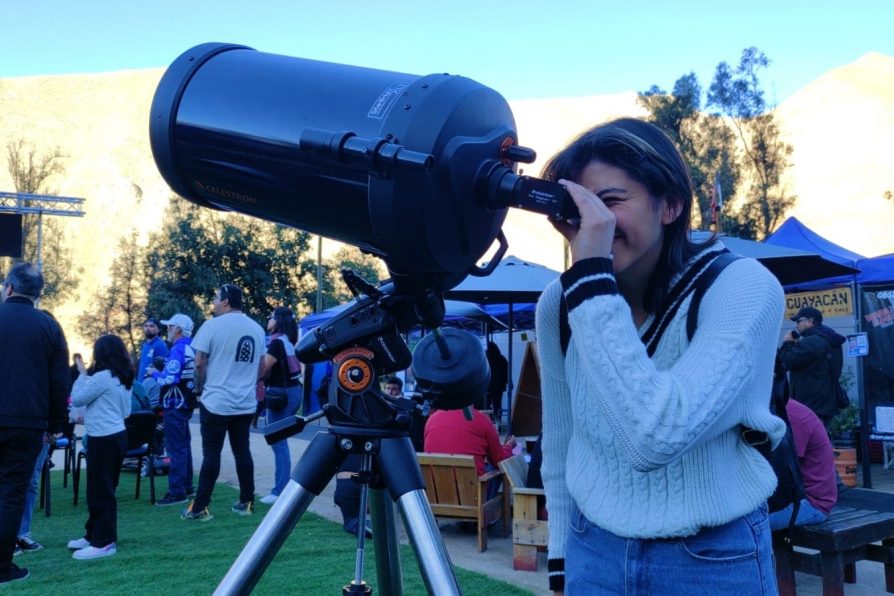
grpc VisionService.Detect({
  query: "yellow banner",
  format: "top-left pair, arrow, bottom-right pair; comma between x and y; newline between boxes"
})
785,287 -> 854,319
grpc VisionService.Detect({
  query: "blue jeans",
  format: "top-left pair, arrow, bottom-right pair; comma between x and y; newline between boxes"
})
164,408 -> 194,499
265,385 -> 301,496
0,428 -> 43,569
566,504 -> 778,595
18,440 -> 50,538
193,405 -> 254,510
769,498 -> 828,531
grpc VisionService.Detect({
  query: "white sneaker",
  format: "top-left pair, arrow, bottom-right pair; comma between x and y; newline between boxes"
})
72,543 -> 117,560
259,494 -> 278,505
67,538 -> 90,550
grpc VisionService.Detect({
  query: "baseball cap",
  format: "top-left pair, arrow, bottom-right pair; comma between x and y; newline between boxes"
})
790,307 -> 822,324
144,317 -> 161,327
161,313 -> 195,334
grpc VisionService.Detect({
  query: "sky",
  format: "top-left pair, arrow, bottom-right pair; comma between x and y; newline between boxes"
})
2,0 -> 893,104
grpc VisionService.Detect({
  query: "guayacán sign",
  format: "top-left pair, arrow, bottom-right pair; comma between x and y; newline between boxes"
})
785,287 -> 854,320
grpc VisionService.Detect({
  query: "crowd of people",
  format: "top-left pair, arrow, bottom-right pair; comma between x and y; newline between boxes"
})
1,117 -> 857,594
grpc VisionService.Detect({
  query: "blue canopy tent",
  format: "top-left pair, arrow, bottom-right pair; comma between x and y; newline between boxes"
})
764,217 -> 866,290
858,253 -> 894,284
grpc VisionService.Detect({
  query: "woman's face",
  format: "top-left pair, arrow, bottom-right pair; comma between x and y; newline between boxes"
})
577,160 -> 674,278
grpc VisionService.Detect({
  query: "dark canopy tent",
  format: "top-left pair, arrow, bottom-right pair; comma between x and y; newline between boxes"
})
445,255 -> 561,431
690,230 -> 860,286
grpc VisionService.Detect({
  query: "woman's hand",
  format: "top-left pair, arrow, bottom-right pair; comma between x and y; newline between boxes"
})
75,355 -> 87,375
551,179 -> 616,265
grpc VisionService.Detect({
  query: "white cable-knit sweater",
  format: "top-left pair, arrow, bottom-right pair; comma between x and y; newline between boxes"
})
536,244 -> 786,587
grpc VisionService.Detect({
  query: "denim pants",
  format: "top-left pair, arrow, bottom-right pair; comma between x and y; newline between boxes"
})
19,440 -> 50,538
768,498 -> 828,531
163,408 -> 194,499
566,504 -> 778,595
85,430 -> 127,548
193,405 -> 254,510
0,428 -> 43,570
265,385 -> 301,496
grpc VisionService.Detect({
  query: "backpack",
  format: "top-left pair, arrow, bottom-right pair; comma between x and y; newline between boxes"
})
687,253 -> 806,535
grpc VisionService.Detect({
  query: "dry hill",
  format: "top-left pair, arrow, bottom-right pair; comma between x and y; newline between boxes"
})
0,53 -> 891,352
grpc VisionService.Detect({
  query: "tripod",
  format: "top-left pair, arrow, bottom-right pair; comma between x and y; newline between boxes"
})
214,351 -> 463,595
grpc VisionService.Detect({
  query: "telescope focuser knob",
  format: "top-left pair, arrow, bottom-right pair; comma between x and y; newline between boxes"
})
502,145 -> 537,164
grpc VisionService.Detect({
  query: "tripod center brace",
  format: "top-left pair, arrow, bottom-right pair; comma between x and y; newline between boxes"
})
215,293 -> 486,595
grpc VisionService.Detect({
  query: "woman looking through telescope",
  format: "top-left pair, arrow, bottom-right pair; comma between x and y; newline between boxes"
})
536,118 -> 785,595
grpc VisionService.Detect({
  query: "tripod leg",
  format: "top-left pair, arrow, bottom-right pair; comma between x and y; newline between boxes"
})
369,488 -> 403,596
215,432 -> 346,596
377,437 -> 462,596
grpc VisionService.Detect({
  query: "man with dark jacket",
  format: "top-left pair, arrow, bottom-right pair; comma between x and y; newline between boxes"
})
0,263 -> 70,585
779,307 -> 846,428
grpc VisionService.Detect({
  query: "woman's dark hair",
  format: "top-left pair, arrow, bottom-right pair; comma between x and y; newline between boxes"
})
87,334 -> 135,390
270,306 -> 298,344
541,117 -> 716,312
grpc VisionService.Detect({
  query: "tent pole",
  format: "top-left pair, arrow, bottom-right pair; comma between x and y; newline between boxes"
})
855,280 -> 872,488
506,304 -> 514,435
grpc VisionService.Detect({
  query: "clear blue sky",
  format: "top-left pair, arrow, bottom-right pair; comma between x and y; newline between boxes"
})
2,0 -> 892,103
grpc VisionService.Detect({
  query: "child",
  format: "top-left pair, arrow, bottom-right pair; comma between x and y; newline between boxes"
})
67,335 -> 133,560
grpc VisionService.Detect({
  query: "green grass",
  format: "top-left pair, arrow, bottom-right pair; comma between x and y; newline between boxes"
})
16,470 -> 532,595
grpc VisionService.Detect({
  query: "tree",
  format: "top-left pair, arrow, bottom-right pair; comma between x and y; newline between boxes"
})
144,196 -> 318,329
322,246 -> 387,309
77,231 -> 146,356
1,139 -> 81,306
707,48 -> 796,239
639,48 -> 795,239
638,75 -> 740,229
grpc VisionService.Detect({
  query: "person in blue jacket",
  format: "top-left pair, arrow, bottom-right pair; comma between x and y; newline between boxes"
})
152,314 -> 196,506
136,318 -> 169,382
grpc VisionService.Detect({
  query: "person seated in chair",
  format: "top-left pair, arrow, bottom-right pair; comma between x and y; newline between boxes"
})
769,398 -> 838,530
424,403 -> 515,499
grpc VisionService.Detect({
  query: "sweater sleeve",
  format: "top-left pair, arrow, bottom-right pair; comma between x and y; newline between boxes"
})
535,279 -> 574,592
70,373 -> 103,408
561,256 -> 785,472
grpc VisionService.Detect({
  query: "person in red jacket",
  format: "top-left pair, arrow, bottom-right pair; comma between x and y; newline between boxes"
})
424,406 -> 516,477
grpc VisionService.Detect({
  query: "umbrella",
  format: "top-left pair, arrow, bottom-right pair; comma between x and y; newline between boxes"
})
690,231 -> 861,287
446,255 -> 561,433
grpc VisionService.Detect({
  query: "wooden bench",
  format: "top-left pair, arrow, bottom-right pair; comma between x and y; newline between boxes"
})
417,453 -> 509,552
499,454 -> 548,570
774,488 -> 894,595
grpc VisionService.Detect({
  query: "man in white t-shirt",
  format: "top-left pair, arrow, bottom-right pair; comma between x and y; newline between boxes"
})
181,284 -> 265,522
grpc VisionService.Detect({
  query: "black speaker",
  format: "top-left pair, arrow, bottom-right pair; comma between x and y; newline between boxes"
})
0,214 -> 23,258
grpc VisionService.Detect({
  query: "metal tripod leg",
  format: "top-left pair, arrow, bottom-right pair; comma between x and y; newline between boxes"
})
377,436 -> 462,596
215,432 -> 346,596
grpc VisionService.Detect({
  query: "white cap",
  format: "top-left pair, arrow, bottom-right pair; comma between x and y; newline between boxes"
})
160,313 -> 194,334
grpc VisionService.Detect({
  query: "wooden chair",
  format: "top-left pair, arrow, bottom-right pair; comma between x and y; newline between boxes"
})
417,453 -> 509,552
499,454 -> 548,571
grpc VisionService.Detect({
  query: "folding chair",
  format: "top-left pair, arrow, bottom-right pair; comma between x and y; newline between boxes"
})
73,411 -> 158,505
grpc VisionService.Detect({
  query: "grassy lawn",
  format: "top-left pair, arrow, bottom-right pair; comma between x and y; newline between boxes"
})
15,469 -> 532,595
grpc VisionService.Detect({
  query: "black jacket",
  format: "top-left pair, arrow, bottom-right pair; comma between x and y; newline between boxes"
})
779,323 -> 846,418
0,296 -> 70,432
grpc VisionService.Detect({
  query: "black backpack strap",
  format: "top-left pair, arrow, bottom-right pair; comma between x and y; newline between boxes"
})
686,252 -> 744,342
559,296 -> 571,355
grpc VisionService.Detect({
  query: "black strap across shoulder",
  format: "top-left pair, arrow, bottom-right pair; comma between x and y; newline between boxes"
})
685,252 -> 744,342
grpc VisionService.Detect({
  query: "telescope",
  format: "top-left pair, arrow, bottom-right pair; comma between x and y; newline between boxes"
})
149,43 -> 569,596
150,42 -> 577,297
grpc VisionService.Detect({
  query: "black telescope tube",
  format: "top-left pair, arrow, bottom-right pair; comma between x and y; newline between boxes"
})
149,43 -> 514,290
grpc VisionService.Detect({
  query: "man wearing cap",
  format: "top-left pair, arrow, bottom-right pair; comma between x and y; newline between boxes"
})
152,314 -> 197,507
779,307 -> 847,428
181,285 -> 265,521
137,318 -> 169,382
